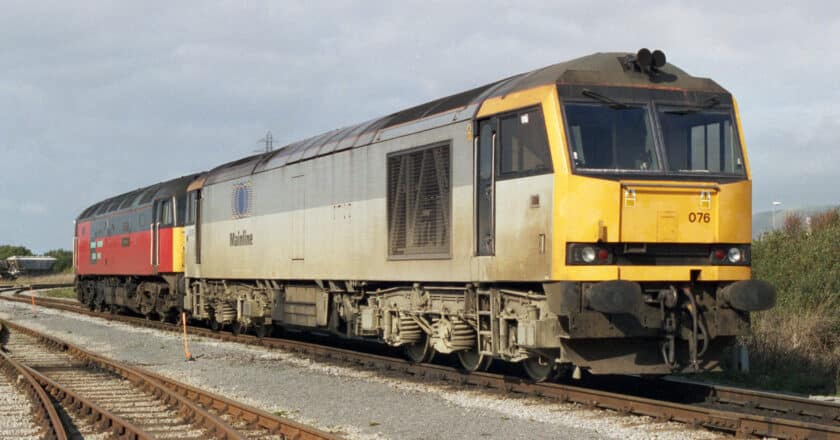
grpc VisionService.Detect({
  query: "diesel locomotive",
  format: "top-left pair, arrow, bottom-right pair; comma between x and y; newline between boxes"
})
74,49 -> 775,381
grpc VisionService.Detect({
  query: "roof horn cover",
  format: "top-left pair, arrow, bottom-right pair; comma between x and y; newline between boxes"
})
651,50 -> 666,68
635,48 -> 652,70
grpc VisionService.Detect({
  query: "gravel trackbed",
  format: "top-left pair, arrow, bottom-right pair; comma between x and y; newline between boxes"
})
0,299 -> 719,440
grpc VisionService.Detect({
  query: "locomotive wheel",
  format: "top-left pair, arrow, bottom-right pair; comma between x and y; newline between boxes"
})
108,305 -> 119,315
230,321 -> 243,336
403,334 -> 435,363
522,356 -> 556,382
457,349 -> 491,372
210,319 -> 220,332
254,324 -> 270,339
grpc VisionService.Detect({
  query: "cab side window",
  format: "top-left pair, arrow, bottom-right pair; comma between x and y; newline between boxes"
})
185,191 -> 197,225
498,108 -> 552,178
158,199 -> 173,226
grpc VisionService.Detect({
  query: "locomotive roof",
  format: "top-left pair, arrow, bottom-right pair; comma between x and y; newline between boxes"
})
77,52 -> 732,216
77,173 -> 201,221
6,256 -> 56,261
209,51 -> 728,186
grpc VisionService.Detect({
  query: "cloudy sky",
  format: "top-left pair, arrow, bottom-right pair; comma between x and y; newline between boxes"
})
1,1 -> 838,252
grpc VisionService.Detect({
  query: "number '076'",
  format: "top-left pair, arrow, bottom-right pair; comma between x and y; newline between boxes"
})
688,212 -> 711,223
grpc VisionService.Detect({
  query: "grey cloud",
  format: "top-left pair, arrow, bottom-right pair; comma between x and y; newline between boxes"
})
1,1 -> 839,251
20,202 -> 48,215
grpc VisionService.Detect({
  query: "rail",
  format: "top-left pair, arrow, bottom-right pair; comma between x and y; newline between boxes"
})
3,283 -> 840,439
0,350 -> 68,440
0,305 -> 341,440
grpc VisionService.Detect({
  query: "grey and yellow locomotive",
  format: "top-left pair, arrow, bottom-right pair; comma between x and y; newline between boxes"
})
79,50 -> 775,381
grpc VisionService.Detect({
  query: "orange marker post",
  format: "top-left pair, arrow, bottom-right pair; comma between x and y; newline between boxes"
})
181,312 -> 194,361
30,287 -> 36,318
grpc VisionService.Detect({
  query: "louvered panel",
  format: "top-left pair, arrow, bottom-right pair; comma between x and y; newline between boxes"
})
387,143 -> 451,258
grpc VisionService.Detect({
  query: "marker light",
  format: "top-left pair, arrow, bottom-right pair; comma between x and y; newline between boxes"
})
598,248 -> 610,262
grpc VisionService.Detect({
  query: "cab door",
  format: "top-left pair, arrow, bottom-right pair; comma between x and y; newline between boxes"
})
152,197 -> 173,273
475,119 -> 497,256
151,199 -> 161,273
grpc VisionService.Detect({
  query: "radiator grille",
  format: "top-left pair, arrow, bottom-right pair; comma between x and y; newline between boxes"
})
388,143 -> 451,257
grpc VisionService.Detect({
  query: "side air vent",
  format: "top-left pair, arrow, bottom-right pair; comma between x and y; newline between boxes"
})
387,143 -> 451,258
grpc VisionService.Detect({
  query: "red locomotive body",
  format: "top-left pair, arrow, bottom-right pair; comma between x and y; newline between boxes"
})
73,175 -> 198,318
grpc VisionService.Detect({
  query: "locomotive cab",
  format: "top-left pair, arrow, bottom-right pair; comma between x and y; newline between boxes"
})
470,50 -> 776,375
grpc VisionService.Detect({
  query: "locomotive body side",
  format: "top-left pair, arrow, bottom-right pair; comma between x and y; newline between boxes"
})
187,121 -> 552,282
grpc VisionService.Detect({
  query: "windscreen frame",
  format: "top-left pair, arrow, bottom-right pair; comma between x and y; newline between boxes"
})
655,106 -> 746,177
558,84 -> 748,182
562,100 -> 663,174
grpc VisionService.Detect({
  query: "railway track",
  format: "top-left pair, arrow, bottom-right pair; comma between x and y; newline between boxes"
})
3,284 -> 840,439
0,295 -> 341,440
0,344 -> 65,440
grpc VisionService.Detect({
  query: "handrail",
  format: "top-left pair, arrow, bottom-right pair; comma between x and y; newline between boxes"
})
620,181 -> 720,192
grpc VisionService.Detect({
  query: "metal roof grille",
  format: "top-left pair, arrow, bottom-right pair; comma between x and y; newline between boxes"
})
388,143 -> 450,258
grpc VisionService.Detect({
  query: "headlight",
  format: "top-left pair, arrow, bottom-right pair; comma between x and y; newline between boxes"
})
581,246 -> 597,263
710,245 -> 750,265
727,247 -> 742,263
567,243 -> 614,265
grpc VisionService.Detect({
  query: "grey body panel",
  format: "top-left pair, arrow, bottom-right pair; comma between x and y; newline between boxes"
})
189,121 -> 553,283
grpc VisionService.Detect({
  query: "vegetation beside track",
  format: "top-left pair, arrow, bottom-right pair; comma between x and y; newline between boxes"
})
0,272 -> 74,287
41,287 -> 76,299
711,208 -> 840,395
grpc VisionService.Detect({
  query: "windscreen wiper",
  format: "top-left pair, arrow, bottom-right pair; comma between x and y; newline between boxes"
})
664,96 -> 722,115
581,89 -> 637,110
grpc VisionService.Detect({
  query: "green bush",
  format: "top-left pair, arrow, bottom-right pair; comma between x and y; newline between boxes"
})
44,249 -> 73,273
753,210 -> 840,309
742,208 -> 840,394
0,245 -> 33,260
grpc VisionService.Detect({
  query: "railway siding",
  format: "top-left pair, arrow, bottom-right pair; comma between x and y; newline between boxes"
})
0,310 -> 342,440
6,285 -> 840,438
2,286 -> 729,440
0,355 -> 46,440
3,322 -> 233,439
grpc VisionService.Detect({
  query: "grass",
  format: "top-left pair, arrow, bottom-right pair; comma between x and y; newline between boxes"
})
0,272 -> 74,287
272,409 -> 299,418
702,208 -> 840,395
42,287 -> 77,299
